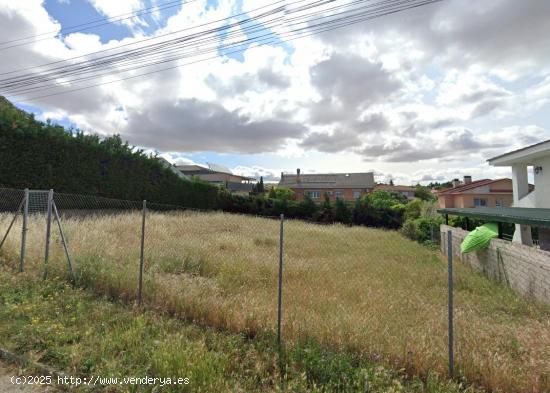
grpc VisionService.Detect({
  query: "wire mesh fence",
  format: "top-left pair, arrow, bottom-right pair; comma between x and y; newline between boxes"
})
0,187 -> 548,392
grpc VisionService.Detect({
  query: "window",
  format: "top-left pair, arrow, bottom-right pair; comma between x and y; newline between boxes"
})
474,198 -> 487,207
335,190 -> 343,198
495,198 -> 503,207
325,191 -> 333,197
353,190 -> 362,199
306,190 -> 321,199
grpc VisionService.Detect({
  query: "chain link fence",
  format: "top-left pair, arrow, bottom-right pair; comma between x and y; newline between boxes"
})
0,187 -> 548,393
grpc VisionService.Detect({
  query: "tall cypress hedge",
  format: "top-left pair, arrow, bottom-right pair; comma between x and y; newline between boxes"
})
0,97 -> 219,209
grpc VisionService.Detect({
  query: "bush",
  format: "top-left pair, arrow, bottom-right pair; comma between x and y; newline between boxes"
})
334,198 -> 351,224
0,97 -> 219,208
401,200 -> 443,244
404,199 -> 422,220
268,186 -> 295,200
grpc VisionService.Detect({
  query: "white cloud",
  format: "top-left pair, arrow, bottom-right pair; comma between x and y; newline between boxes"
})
87,0 -> 145,28
0,0 -> 549,181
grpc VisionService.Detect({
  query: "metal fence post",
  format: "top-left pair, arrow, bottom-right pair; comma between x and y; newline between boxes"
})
138,200 -> 146,306
19,188 -> 29,273
43,189 -> 53,279
447,230 -> 454,378
277,213 -> 284,347
0,198 -> 25,251
52,201 -> 75,282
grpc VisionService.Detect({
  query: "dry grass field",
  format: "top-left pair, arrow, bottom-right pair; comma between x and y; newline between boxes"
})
1,210 -> 549,392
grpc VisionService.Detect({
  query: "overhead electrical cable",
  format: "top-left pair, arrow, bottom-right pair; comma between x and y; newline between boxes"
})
0,0 -> 442,102
0,0 -> 201,51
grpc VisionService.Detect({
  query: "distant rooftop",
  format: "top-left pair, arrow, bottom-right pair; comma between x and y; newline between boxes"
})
279,171 -> 375,189
375,184 -> 416,191
177,163 -> 255,181
488,139 -> 550,166
438,179 -> 499,195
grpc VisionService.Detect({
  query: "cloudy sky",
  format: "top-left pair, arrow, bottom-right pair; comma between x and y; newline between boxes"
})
1,0 -> 549,184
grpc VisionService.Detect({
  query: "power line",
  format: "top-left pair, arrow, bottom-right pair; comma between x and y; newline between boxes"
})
0,0 -> 289,76
0,0 -> 200,51
5,0 -> 441,99
1,0 -> 442,102
0,0 -> 423,88
0,0 -> 347,90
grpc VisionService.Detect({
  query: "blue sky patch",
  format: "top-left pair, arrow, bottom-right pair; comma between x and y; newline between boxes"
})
43,0 -> 182,44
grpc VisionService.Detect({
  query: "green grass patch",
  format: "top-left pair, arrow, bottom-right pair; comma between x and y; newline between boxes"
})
0,267 -> 476,392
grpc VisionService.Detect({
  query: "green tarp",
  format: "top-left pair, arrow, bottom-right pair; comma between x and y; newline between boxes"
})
460,223 -> 498,253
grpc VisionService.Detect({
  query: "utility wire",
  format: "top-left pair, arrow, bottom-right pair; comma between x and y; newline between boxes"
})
0,0 -> 200,51
3,0 -> 422,94
0,0 -> 289,76
1,0 -> 442,102
0,0 -> 343,89
0,0 -> 421,88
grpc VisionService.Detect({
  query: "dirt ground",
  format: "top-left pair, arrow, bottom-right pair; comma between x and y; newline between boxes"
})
0,361 -> 55,392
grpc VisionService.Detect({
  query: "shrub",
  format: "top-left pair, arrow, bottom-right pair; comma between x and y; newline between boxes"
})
334,198 -> 351,224
0,97 -> 219,208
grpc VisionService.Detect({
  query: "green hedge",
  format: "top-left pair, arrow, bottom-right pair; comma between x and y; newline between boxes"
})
219,190 -> 405,229
0,97 -> 219,209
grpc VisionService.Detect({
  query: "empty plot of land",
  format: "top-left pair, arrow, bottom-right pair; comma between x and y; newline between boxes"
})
0,211 -> 549,392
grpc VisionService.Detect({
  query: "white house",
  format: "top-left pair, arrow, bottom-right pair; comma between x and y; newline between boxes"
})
488,139 -> 550,250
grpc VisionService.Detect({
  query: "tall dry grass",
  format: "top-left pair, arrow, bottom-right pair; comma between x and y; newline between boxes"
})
0,211 -> 548,392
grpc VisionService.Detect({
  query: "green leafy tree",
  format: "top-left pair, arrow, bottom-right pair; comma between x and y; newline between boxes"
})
269,187 -> 294,200
414,185 -> 435,201
334,198 -> 351,224
317,193 -> 335,223
297,194 -> 318,219
404,198 -> 423,220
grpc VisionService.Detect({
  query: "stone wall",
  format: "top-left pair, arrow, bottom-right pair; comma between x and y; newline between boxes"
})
440,224 -> 550,303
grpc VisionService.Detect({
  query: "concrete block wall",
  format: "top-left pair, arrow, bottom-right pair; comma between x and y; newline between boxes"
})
440,224 -> 550,304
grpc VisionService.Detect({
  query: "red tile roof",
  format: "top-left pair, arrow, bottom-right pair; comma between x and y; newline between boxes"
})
438,179 -> 510,195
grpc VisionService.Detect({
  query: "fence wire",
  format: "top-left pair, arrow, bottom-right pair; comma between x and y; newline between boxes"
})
0,187 -> 25,212
0,187 -> 548,393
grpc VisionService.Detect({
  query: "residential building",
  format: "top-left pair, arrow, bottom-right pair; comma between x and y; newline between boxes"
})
278,169 -> 375,202
157,157 -> 189,181
177,163 -> 255,194
488,139 -> 549,249
374,184 -> 417,201
437,176 -> 514,209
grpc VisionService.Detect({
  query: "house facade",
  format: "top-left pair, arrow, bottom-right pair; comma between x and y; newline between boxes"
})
437,176 -> 514,209
488,139 -> 550,249
177,163 -> 255,194
374,184 -> 417,201
278,169 -> 375,202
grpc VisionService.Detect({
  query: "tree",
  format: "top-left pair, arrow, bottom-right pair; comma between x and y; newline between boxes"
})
389,179 -> 395,186
317,193 -> 335,223
426,180 -> 453,190
250,177 -> 265,196
334,198 -> 351,224
297,194 -> 318,219
414,185 -> 435,201
362,190 -> 406,229
404,198 -> 422,220
269,187 -> 294,200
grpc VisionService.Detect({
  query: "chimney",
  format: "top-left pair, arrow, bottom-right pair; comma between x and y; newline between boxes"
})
296,168 -> 301,183
452,178 -> 461,188
463,175 -> 472,185
280,172 -> 284,180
